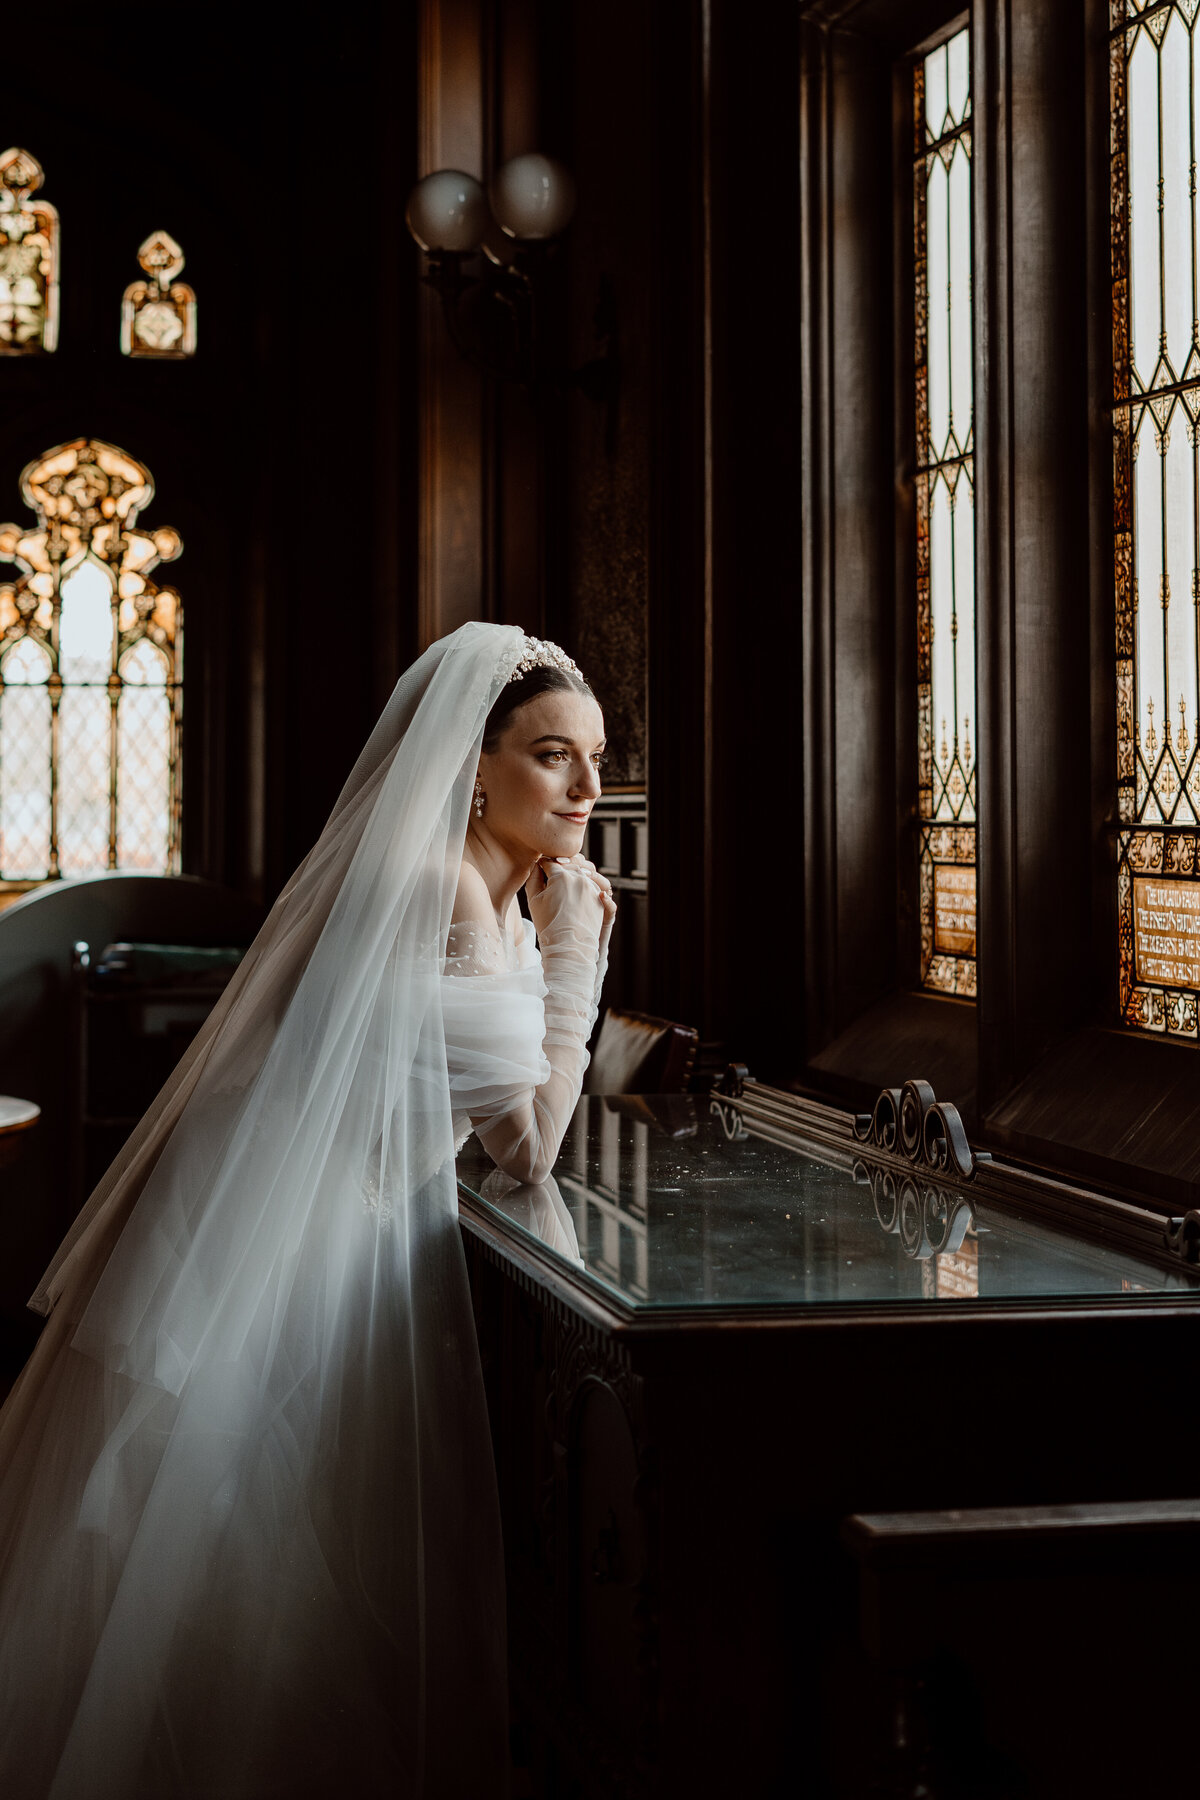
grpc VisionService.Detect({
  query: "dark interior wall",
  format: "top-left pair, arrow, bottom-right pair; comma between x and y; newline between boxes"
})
258,5 -> 421,893
0,5 -> 421,906
555,0 -> 650,794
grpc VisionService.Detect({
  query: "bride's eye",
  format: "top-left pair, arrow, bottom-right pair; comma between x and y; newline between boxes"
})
539,750 -> 568,764
592,754 -> 608,768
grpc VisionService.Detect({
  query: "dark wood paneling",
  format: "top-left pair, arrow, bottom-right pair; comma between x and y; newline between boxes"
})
704,0 -> 804,1069
973,0 -> 1019,1108
645,0 -> 711,1035
1005,0 -> 1092,1064
801,22 -> 839,1055
558,0 -> 651,787
828,31 -> 898,1031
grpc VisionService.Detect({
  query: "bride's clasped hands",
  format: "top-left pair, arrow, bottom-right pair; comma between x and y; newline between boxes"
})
526,851 -> 616,944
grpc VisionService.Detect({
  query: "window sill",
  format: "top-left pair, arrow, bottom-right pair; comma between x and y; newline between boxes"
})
983,1025 -> 1200,1215
790,987 -> 979,1129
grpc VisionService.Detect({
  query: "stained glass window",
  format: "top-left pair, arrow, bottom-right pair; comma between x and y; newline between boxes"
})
0,148 -> 59,355
914,28 -> 976,995
0,439 -> 183,882
1112,1 -> 1200,1036
121,230 -> 196,359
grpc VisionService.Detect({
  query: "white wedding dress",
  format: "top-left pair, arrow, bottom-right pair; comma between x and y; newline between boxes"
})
0,623 -> 606,1800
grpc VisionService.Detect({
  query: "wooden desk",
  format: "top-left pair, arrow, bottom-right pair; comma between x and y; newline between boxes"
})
458,1087 -> 1200,1800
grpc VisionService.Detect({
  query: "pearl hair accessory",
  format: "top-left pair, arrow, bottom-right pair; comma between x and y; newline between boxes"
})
507,635 -> 585,684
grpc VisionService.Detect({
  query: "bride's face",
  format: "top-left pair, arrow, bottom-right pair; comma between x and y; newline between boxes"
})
477,690 -> 607,861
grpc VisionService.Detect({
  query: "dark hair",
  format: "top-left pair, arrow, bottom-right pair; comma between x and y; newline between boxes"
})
481,664 -> 598,753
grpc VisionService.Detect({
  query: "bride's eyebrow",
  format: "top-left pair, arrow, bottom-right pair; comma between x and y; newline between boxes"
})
527,734 -> 608,749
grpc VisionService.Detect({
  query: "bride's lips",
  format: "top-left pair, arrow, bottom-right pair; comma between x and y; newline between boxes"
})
556,812 -> 589,824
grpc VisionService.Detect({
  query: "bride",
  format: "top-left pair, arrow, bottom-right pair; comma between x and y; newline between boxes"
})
0,622 -> 614,1799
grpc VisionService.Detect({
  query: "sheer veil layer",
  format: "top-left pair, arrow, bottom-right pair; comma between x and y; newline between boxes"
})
0,621 -> 531,1798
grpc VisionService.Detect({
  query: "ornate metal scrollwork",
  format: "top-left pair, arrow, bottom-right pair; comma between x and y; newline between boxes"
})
853,1078 -> 981,1180
709,1096 -> 749,1141
854,1160 -> 975,1260
1163,1210 -> 1200,1264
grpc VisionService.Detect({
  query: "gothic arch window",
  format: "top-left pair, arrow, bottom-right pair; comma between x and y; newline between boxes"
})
0,147 -> 59,355
121,230 -> 197,358
914,24 -> 976,996
1112,0 -> 1200,1036
0,439 -> 182,884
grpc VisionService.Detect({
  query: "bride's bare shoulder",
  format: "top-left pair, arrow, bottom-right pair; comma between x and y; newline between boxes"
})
451,860 -> 493,925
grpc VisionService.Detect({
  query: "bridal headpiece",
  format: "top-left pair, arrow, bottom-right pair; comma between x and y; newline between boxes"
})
507,635 -> 585,684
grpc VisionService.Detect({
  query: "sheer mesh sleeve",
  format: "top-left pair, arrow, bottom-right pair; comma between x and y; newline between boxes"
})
442,914 -> 602,1185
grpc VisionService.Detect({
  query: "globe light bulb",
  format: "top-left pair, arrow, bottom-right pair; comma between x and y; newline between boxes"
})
405,170 -> 488,254
489,154 -> 577,242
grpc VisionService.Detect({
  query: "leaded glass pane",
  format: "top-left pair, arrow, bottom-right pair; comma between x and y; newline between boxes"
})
0,638 -> 51,875
57,687 -> 112,876
0,438 -> 182,884
60,559 -> 114,681
1112,2 -> 1200,1035
915,27 -> 976,995
117,640 -> 171,870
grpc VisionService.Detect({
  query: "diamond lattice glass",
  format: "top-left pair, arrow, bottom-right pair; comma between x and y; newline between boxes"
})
0,438 -> 182,883
1112,2 -> 1200,1036
0,637 -> 51,875
915,27 -> 977,996
117,640 -> 171,871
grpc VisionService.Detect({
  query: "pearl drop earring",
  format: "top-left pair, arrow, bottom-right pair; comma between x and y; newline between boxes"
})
473,780 -> 486,817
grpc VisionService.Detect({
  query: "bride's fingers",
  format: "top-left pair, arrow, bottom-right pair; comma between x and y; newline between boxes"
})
536,856 -> 612,909
560,854 -> 612,897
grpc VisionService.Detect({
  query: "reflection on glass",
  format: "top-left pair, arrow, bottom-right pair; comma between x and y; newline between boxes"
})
1113,3 -> 1200,1035
915,27 -> 977,996
477,1170 -> 583,1265
0,439 -> 183,882
930,1232 -> 979,1300
456,1097 -> 1189,1311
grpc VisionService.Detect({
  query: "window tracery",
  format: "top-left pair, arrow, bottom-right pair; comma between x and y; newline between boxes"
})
0,439 -> 183,882
1112,0 -> 1200,1035
914,27 -> 976,996
121,230 -> 196,358
0,148 -> 59,355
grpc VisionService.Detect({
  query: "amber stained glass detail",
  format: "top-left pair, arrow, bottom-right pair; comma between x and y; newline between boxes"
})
915,29 -> 976,996
121,231 -> 196,358
0,148 -> 58,355
1112,1 -> 1200,1035
0,440 -> 183,881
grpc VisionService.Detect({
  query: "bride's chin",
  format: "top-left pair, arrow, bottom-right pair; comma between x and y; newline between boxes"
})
535,828 -> 585,858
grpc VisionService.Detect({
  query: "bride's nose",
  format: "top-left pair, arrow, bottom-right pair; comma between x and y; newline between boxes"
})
571,759 -> 602,800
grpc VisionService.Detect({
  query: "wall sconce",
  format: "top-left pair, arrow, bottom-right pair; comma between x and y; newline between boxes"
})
406,153 -> 616,413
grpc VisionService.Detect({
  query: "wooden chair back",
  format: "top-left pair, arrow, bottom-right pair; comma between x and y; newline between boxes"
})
585,1007 -> 699,1095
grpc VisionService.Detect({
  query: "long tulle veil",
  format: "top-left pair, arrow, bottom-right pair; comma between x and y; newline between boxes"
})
0,619 -> 528,1798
